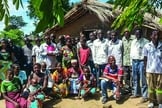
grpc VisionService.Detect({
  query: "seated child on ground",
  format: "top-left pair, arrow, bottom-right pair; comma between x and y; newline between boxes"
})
25,78 -> 44,108
41,62 -> 54,97
52,62 -> 69,97
68,59 -> 81,95
78,66 -> 96,99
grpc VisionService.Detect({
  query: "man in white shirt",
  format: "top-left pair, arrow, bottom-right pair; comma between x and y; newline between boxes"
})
92,29 -> 108,91
130,28 -> 149,103
122,29 -> 135,93
87,32 -> 96,75
22,37 -> 33,76
108,30 -> 123,66
32,37 -> 43,64
40,34 -> 58,72
143,30 -> 162,108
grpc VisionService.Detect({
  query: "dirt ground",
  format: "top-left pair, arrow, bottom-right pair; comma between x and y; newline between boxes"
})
0,91 -> 151,108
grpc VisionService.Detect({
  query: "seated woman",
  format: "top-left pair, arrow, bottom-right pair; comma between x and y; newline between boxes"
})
100,56 -> 123,104
78,66 -> 96,99
52,62 -> 69,98
67,59 -> 81,95
1,69 -> 27,108
12,64 -> 27,86
26,63 -> 48,108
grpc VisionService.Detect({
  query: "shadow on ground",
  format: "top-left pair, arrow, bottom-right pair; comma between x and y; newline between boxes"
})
43,98 -> 62,108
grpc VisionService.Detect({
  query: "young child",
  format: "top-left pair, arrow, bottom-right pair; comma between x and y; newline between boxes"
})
68,59 -> 81,95
27,78 -> 44,108
100,55 -> 123,104
78,38 -> 91,67
52,62 -> 69,97
78,66 -> 96,99
41,62 -> 54,97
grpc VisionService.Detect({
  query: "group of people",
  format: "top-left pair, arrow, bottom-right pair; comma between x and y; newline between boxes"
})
0,27 -> 161,108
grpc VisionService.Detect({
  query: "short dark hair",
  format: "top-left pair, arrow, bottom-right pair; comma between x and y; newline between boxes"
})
151,30 -> 160,37
33,63 -> 41,68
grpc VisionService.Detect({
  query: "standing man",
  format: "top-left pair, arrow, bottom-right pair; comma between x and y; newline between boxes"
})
87,32 -> 96,75
22,37 -> 33,76
108,30 -> 123,66
130,28 -> 148,103
50,33 -> 56,44
143,30 -> 162,108
93,29 -> 108,91
32,37 -> 42,64
122,29 -> 135,93
40,34 -> 58,72
106,30 -> 111,41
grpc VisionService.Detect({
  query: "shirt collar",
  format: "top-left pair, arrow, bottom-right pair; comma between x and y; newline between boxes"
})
123,35 -> 135,41
96,38 -> 106,42
149,41 -> 162,49
110,39 -> 120,44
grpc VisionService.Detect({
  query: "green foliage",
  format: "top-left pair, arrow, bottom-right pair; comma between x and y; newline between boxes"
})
112,0 -> 162,32
107,0 -> 114,4
0,29 -> 24,46
0,0 -> 23,26
27,0 -> 72,33
4,15 -> 27,31
1,0 -> 71,33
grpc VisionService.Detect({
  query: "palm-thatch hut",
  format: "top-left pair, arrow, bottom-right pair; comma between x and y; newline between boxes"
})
47,0 -> 162,40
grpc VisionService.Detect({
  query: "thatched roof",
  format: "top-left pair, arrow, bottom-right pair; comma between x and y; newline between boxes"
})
47,0 -> 162,33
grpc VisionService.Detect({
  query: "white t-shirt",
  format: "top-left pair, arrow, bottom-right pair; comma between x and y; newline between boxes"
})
143,41 -> 162,74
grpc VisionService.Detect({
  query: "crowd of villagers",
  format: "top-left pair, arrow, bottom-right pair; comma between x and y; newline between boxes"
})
0,27 -> 162,108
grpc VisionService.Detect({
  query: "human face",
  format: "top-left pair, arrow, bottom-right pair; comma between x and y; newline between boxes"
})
66,38 -> 72,46
24,38 -> 31,45
56,63 -> 62,72
50,33 -> 56,42
1,41 -> 7,49
71,38 -> 75,45
135,30 -> 142,39
80,39 -> 86,47
89,32 -> 95,41
6,70 -> 14,81
41,63 -> 46,72
111,32 -> 117,42
151,31 -> 159,43
13,66 -> 20,76
44,35 -> 51,45
8,39 -> 13,47
35,38 -> 41,46
83,68 -> 90,75
75,37 -> 79,44
97,30 -> 103,40
59,36 -> 65,44
124,31 -> 130,39
33,64 -> 41,74
71,62 -> 78,68
108,56 -> 116,67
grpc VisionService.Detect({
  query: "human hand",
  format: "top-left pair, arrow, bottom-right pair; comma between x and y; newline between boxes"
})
37,88 -> 41,93
30,95 -> 35,102
115,91 -> 120,100
83,84 -> 88,88
47,52 -> 54,56
14,102 -> 20,108
94,64 -> 99,68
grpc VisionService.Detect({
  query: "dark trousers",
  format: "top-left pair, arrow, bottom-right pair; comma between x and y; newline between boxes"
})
95,64 -> 107,89
123,66 -> 132,89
